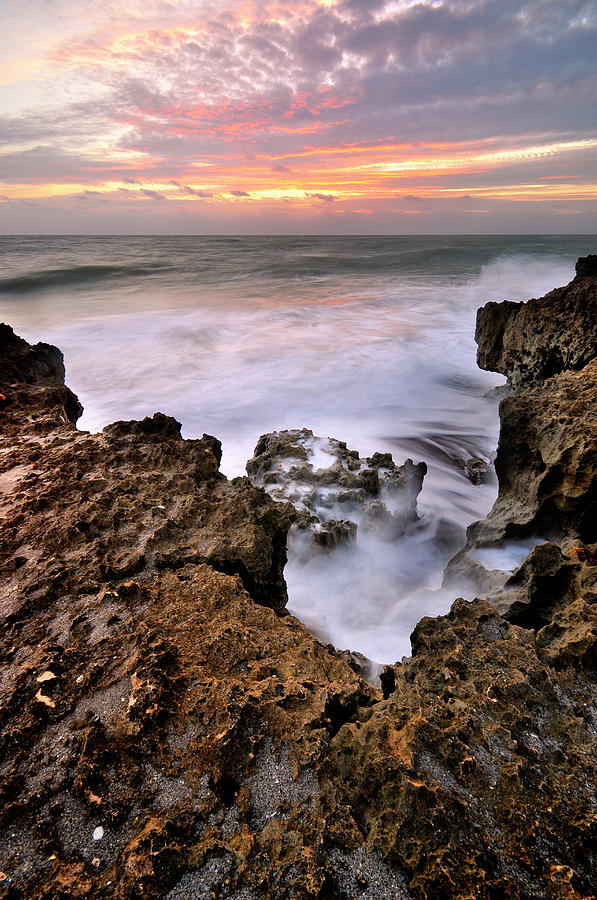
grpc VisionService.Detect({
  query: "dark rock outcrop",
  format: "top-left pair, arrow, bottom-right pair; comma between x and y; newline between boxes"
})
246,428 -> 426,550
476,254 -> 597,389
462,455 -> 492,485
0,324 -> 296,617
0,323 -> 67,385
0,324 -> 82,432
445,258 -> 597,662
1,292 -> 597,900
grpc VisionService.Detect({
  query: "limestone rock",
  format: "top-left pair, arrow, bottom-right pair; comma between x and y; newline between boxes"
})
0,322 -> 67,385
445,259 -> 597,644
0,323 -> 83,433
476,255 -> 597,390
0,328 -> 296,619
246,428 -> 426,551
467,358 -> 596,549
462,455 -> 492,485
310,518 -> 358,552
326,596 -> 597,899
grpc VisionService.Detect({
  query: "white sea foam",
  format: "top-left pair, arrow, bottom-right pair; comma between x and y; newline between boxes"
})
307,436 -> 336,472
470,539 -> 546,573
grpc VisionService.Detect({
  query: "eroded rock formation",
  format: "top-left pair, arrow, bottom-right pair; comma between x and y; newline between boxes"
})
475,254 -> 597,389
246,428 -> 426,552
445,257 -> 597,622
1,252 -> 596,900
0,325 -> 296,617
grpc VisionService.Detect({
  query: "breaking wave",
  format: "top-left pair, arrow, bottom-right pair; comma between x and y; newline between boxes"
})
0,263 -> 170,293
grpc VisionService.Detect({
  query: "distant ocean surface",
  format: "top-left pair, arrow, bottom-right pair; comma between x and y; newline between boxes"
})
2,234 -> 595,663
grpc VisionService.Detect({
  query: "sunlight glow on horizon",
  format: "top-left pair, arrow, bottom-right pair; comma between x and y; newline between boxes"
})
1,0 -> 596,231
2,137 -> 595,207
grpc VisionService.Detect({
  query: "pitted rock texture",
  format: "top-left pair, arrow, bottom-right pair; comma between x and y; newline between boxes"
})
462,455 -> 492,485
246,428 -> 426,550
0,327 -> 296,616
476,254 -> 597,390
446,262 -> 597,617
447,358 -> 597,561
1,324 -> 597,899
330,597 -> 597,900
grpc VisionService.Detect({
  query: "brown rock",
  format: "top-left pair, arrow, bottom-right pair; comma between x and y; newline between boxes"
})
246,428 -> 426,550
478,358 -> 596,544
446,262 -> 597,623
475,256 -> 597,389
325,596 -> 597,899
0,328 -> 296,616
462,455 -> 492,485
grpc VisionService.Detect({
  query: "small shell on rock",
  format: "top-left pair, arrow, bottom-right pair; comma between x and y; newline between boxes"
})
75,675 -> 84,684
92,826 -> 104,841
34,690 -> 56,708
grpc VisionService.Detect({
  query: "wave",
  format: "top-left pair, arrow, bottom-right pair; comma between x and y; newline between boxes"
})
0,236 -> 587,299
0,263 -> 169,294
209,238 -> 581,284
253,241 -> 493,281
470,253 -> 575,301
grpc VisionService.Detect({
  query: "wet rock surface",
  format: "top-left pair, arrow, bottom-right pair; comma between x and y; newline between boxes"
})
462,455 -> 492,486
476,254 -> 597,389
444,259 -> 597,670
246,428 -> 427,552
1,278 -> 597,900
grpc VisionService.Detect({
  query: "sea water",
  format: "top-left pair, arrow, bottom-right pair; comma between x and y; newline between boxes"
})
1,234 -> 594,662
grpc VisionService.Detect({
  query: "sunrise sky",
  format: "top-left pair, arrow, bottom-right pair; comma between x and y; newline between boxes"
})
1,0 -> 596,233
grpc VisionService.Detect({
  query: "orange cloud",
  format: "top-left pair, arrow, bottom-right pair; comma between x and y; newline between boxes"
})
3,0 -> 596,229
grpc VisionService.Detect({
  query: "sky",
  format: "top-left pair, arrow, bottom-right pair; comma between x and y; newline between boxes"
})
1,0 -> 596,233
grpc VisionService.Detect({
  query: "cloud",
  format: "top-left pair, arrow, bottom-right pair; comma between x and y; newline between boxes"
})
80,190 -> 110,202
139,188 -> 165,200
182,184 -> 212,197
306,192 -> 335,202
0,145 -> 134,184
103,1 -> 595,162
170,179 -> 213,197
1,0 -> 596,230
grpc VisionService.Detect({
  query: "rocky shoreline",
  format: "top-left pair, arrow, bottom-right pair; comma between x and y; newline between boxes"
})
0,258 -> 596,898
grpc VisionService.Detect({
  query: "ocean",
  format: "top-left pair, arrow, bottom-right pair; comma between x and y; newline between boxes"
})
1,234 -> 594,664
